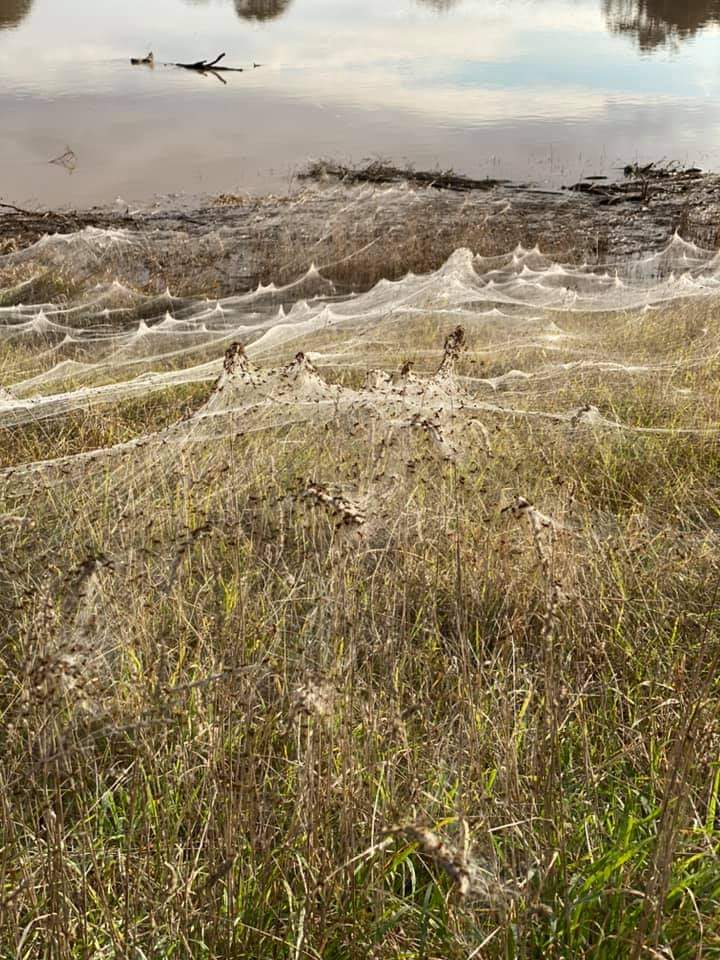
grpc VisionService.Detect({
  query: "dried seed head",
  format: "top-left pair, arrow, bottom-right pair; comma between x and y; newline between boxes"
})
290,679 -> 335,720
223,341 -> 248,376
570,403 -> 603,426
502,497 -> 565,640
400,825 -> 472,898
436,325 -> 467,378
300,481 -> 367,534
404,414 -> 458,461
391,822 -> 518,906
18,555 -> 114,723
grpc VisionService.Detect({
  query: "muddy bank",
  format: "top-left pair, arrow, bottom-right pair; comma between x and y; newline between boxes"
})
3,164 -> 720,295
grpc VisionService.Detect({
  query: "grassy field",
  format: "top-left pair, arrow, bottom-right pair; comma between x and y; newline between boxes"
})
1,236 -> 720,958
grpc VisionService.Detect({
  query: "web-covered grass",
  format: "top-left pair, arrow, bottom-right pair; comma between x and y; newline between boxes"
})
1,212 -> 720,958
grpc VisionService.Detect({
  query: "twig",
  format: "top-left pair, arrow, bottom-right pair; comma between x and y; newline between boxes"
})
173,53 -> 244,73
0,201 -> 45,217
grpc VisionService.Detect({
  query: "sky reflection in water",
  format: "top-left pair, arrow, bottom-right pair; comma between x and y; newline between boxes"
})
1,0 -> 719,205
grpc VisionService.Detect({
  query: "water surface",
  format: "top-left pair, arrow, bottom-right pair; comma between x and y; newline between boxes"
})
1,0 -> 719,205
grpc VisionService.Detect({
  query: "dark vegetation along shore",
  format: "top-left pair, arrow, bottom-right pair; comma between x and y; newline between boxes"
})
2,162 -> 720,957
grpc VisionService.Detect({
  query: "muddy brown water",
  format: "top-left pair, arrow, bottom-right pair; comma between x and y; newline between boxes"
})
2,0 -> 720,207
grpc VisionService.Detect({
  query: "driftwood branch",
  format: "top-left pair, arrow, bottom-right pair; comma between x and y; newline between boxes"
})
129,52 -> 245,74
0,201 -> 41,216
174,53 -> 244,73
176,53 -> 224,69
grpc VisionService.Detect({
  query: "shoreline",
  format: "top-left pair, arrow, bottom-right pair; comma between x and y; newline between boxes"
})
3,163 -> 720,293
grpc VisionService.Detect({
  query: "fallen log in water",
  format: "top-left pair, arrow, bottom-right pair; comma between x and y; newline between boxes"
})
174,53 -> 244,72
129,52 -> 244,73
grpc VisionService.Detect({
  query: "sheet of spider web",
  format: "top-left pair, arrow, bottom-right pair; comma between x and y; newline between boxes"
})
3,194 -> 720,712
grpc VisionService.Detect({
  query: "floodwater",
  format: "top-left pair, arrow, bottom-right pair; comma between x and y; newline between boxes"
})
1,0 -> 720,206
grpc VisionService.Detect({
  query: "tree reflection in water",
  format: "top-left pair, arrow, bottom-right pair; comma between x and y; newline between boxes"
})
233,0 -> 292,20
604,0 -> 720,50
190,0 -> 463,24
415,0 -> 462,9
0,0 -> 33,30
